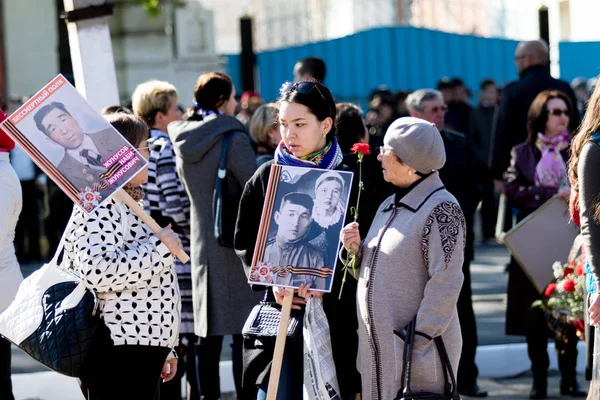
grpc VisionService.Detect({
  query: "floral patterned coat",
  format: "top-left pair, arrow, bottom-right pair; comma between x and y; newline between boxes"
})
355,172 -> 466,400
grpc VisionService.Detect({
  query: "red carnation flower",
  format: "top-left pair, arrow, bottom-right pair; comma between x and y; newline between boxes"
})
563,279 -> 576,293
563,267 -> 575,277
350,142 -> 370,155
576,264 -> 585,276
544,283 -> 557,297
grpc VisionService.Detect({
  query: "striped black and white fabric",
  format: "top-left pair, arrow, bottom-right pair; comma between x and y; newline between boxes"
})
143,128 -> 194,335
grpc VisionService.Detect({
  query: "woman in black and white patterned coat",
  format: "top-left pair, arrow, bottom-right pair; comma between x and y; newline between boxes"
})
341,118 -> 465,400
65,113 -> 183,400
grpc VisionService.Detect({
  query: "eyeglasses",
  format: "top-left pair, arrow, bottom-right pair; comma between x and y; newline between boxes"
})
427,104 -> 448,114
547,108 -> 569,117
379,146 -> 392,155
136,146 -> 151,152
279,81 -> 333,117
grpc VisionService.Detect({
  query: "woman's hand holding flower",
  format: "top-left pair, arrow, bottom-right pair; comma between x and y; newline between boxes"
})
341,222 -> 361,255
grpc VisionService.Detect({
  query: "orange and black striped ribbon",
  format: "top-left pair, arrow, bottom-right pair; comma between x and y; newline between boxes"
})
272,265 -> 333,278
254,165 -> 282,264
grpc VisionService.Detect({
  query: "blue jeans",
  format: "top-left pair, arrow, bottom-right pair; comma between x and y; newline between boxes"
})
256,350 -> 356,400
256,350 -> 301,400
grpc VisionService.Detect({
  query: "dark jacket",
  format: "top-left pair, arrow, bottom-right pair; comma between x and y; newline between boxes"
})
503,142 -> 566,212
503,141 -> 568,335
439,129 -> 483,218
492,65 -> 578,179
169,114 -> 262,337
469,104 -> 498,168
579,141 -> 600,291
342,152 -> 395,225
445,101 -> 473,137
234,160 -> 374,397
438,129 -> 482,261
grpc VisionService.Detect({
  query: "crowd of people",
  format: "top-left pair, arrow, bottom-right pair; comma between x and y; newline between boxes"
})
0,37 -> 599,400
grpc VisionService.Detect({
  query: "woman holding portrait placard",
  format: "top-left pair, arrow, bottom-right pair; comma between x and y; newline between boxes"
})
504,90 -> 584,398
235,80 -> 365,400
67,113 -> 183,400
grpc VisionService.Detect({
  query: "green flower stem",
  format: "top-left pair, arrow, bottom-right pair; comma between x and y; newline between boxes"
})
339,153 -> 364,299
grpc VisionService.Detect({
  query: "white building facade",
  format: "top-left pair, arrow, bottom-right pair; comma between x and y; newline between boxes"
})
2,0 -> 222,104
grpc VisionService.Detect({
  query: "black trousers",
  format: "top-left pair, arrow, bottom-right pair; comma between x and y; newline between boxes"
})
80,324 -> 170,400
44,183 -> 72,257
526,307 -> 579,383
197,334 -> 245,400
479,177 -> 496,240
160,335 -> 201,400
14,180 -> 41,262
457,257 -> 479,389
0,337 -> 14,400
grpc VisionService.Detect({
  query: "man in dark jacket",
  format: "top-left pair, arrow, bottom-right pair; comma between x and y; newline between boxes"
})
492,39 -> 578,183
407,88 -> 486,398
470,79 -> 499,241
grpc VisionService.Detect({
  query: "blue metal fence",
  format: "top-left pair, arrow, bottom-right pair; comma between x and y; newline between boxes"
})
226,26 -> 520,106
559,41 -> 600,83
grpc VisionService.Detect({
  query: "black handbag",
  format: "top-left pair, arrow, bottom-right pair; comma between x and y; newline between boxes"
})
242,301 -> 303,341
0,209 -> 102,377
394,317 -> 462,400
213,131 -> 242,247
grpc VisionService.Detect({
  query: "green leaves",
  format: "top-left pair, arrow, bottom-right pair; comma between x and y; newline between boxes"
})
113,0 -> 187,18
142,0 -> 161,17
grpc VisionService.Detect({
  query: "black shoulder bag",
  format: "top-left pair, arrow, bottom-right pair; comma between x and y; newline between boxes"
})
213,131 -> 242,248
394,317 -> 462,400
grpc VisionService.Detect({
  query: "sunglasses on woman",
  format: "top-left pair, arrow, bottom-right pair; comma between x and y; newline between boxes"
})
279,81 -> 333,117
547,108 -> 569,117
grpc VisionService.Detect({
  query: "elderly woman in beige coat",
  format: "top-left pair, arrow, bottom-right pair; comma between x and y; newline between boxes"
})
341,117 -> 465,400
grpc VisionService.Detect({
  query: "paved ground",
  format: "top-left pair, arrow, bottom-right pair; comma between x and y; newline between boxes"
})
11,242 -> 592,399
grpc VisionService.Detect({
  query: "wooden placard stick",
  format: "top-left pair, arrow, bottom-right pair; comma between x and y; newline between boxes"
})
116,189 -> 190,264
266,291 -> 295,400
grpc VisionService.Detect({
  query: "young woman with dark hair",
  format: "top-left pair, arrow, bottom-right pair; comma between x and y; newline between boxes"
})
504,90 -> 585,398
169,72 -> 262,400
235,81 -> 365,400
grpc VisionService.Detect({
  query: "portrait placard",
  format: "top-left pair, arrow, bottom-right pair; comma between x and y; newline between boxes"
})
0,74 -> 146,213
250,165 -> 354,293
502,196 -> 580,294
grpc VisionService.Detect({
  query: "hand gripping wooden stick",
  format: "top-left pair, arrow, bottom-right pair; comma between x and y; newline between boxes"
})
116,189 -> 190,264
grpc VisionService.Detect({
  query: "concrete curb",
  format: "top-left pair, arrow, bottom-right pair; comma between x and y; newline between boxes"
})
476,341 -> 586,378
12,342 -> 587,400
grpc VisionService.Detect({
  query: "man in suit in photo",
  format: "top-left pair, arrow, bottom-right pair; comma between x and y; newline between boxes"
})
33,102 -> 129,201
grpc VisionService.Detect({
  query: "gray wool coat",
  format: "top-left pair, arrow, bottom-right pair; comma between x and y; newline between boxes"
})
355,172 -> 465,400
169,115 -> 263,337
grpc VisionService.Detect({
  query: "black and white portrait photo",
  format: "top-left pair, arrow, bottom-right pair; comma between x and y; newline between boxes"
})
249,165 -> 353,293
3,75 -> 146,212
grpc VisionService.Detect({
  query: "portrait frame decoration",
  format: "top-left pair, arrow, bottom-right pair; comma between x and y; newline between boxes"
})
249,165 -> 353,293
0,74 -> 147,214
